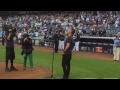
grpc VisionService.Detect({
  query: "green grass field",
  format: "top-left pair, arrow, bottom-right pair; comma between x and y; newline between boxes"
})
0,45 -> 120,79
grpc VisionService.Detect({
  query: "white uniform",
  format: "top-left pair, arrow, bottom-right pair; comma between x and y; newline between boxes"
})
73,34 -> 80,51
59,40 -> 64,50
59,34 -> 65,50
74,41 -> 80,51
113,39 -> 120,61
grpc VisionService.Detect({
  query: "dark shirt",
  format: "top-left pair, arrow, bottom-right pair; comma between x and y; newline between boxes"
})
22,38 -> 33,50
103,30 -> 106,36
74,33 -> 80,42
21,37 -> 33,54
64,36 -> 75,54
6,32 -> 14,47
92,30 -> 97,36
59,34 -> 65,41
52,33 -> 59,41
99,30 -> 106,36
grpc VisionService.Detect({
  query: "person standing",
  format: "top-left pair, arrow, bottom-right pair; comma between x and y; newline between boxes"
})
17,31 -> 22,45
113,36 -> 120,61
52,31 -> 59,53
5,23 -> 18,71
59,32 -> 65,50
21,33 -> 34,70
73,31 -> 80,51
62,28 -> 75,79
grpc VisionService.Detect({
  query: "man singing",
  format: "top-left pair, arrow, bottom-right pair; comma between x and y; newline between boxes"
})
62,28 -> 75,79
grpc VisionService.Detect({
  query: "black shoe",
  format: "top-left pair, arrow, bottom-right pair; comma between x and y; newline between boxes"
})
23,68 -> 26,70
10,67 -> 18,71
5,67 -> 9,71
61,76 -> 69,79
61,77 -> 69,79
31,68 -> 34,71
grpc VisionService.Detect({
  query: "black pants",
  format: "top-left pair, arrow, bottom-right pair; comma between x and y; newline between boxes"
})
62,54 -> 72,78
6,47 -> 15,68
54,41 -> 59,53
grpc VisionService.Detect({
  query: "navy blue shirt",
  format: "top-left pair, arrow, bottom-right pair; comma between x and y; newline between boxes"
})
5,32 -> 14,47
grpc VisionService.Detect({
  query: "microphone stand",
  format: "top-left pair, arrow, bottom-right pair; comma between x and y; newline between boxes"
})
51,40 -> 55,79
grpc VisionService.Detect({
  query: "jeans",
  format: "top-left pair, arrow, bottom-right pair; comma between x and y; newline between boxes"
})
62,54 -> 72,78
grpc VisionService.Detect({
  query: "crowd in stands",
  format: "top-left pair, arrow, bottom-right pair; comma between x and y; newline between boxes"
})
0,11 -> 120,39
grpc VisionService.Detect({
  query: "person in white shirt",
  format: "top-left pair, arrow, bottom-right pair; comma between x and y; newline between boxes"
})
18,32 -> 22,44
73,31 -> 80,51
59,32 -> 65,50
115,19 -> 119,28
86,17 -> 89,23
35,31 -> 39,37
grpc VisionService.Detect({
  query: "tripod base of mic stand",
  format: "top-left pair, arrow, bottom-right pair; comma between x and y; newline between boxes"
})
51,75 -> 55,79
51,75 -> 61,79
45,75 -> 61,79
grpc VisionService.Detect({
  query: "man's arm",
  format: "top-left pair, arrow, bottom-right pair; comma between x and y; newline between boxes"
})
63,37 -> 72,54
63,43 -> 70,54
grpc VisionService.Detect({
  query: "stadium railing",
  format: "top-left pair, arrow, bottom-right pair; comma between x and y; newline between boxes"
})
15,37 -> 114,54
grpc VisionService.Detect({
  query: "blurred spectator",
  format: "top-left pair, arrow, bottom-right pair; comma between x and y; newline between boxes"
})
99,29 -> 106,37
18,32 -> 22,44
91,28 -> 97,36
0,11 -> 120,38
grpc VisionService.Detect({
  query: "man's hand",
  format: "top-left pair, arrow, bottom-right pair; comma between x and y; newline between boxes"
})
62,52 -> 65,55
63,43 -> 70,54
62,49 -> 65,55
